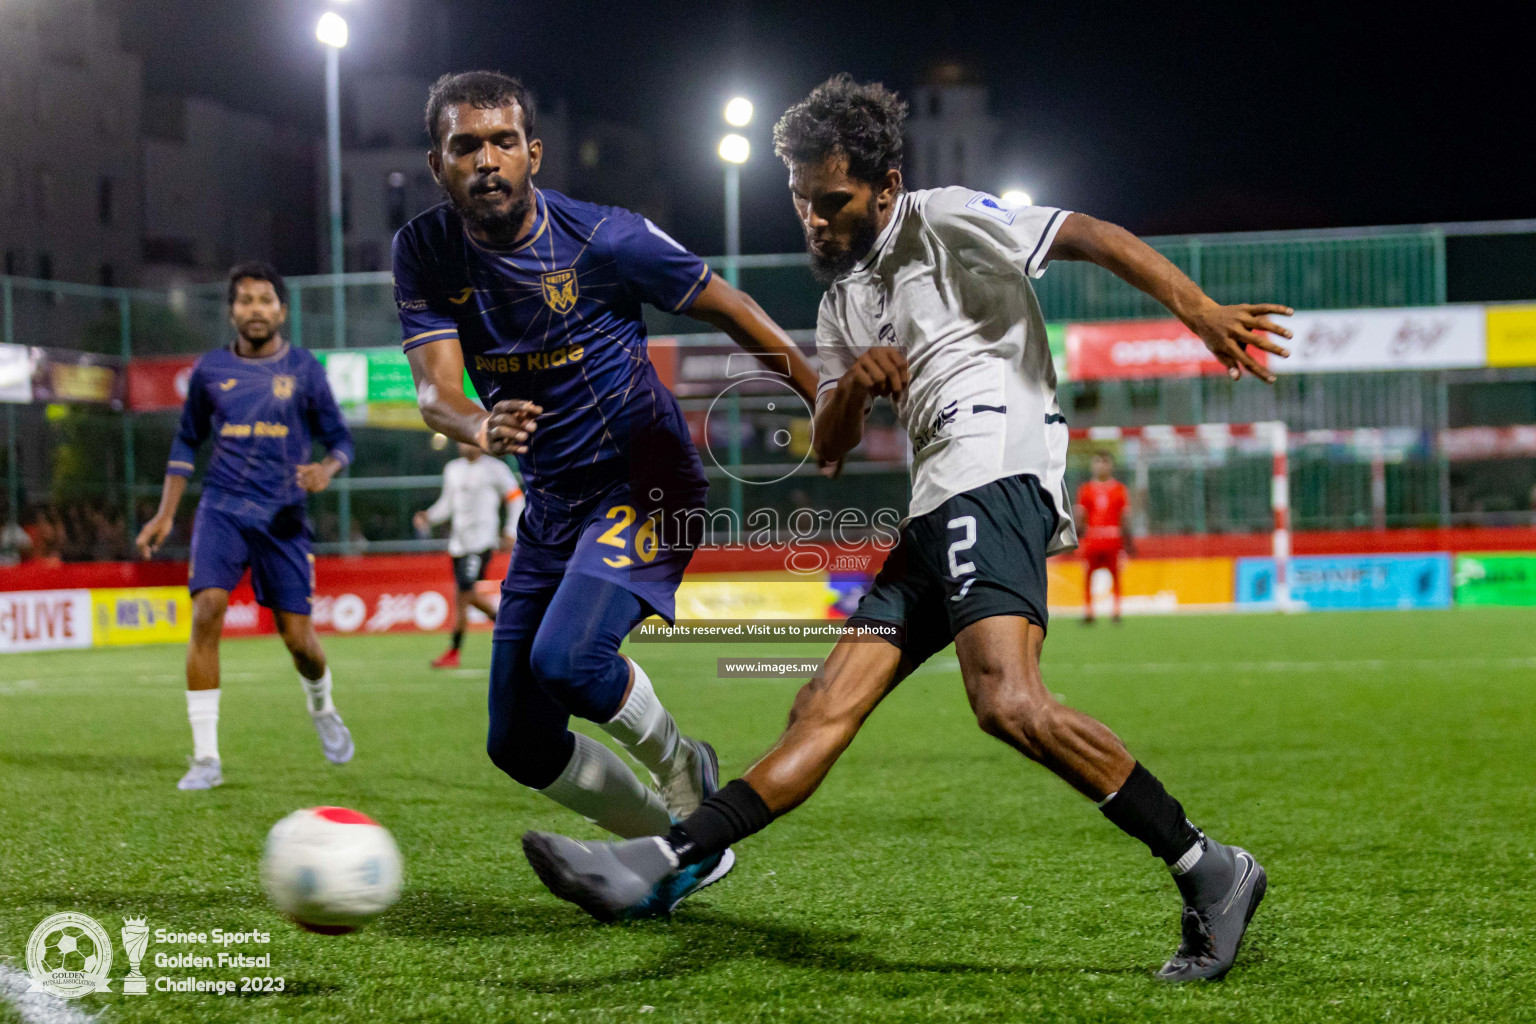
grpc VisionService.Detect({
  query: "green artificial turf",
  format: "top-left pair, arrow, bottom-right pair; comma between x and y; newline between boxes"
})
1,608 -> 1533,1022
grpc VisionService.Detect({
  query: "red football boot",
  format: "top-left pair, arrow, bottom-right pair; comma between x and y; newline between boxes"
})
430,648 -> 461,669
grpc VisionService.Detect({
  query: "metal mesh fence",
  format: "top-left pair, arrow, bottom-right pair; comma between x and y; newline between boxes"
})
2,224 -> 1534,558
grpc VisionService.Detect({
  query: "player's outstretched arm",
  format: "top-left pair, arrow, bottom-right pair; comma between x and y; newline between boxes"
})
1047,213 -> 1293,383
686,276 -> 820,405
407,339 -> 541,456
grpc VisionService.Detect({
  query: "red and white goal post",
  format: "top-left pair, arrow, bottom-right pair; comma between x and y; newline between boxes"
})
1068,422 -> 1293,610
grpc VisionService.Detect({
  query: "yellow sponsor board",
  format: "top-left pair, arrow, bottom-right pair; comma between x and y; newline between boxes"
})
91,587 -> 191,646
673,573 -> 836,620
1048,557 -> 1234,613
1486,306 -> 1536,367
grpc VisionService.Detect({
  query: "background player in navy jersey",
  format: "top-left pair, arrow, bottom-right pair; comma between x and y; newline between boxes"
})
136,263 -> 357,791
397,71 -> 821,915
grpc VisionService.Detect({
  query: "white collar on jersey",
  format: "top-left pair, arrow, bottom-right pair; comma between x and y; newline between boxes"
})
852,191 -> 910,275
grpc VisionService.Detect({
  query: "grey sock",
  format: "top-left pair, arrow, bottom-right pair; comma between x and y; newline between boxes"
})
1174,837 -> 1236,910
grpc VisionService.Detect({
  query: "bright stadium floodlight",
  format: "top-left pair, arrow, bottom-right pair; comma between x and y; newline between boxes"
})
1001,188 -> 1033,207
724,97 -> 754,127
718,133 -> 750,164
316,11 -> 349,48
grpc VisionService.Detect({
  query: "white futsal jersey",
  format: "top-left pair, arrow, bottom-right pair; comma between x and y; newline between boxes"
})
423,456 -> 524,557
815,186 -> 1078,554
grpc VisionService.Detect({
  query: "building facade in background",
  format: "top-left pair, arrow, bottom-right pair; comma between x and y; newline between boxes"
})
141,95 -> 317,286
0,0 -> 143,287
903,62 -> 1001,193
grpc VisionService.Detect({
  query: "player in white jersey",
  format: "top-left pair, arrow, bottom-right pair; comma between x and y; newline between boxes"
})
414,442 -> 526,669
522,76 -> 1291,982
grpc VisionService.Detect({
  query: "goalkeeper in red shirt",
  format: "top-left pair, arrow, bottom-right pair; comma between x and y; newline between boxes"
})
1075,452 -> 1134,624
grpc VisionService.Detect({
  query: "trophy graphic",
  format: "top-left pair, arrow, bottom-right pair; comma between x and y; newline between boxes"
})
120,917 -> 148,995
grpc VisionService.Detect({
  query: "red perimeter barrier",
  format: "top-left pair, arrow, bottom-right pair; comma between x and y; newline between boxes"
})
1131,526 -> 1536,560
3,526 -> 1534,632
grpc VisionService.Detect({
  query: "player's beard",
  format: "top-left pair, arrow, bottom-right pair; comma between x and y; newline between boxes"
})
453,170 -> 535,243
236,318 -> 280,351
807,195 -> 882,286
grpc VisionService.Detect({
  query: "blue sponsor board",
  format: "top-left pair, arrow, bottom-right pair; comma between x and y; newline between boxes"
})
1235,553 -> 1452,609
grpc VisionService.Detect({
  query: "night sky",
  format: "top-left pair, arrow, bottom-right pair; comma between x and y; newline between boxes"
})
115,0 -> 1534,257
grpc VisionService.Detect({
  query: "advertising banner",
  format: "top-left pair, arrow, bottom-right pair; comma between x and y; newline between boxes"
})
0,589 -> 93,652
673,574 -> 838,621
1486,305 -> 1536,367
1046,322 -> 1067,381
1274,306 -> 1485,373
1453,553 -> 1536,606
1047,557 -> 1235,613
0,343 -> 34,403
90,587 -> 192,646
127,355 -> 198,412
31,349 -> 126,408
1235,553 -> 1452,609
1065,320 -> 1259,380
318,348 -> 456,430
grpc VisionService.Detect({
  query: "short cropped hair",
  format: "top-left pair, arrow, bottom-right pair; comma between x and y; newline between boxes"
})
773,74 -> 908,183
425,70 -> 536,149
226,261 -> 287,307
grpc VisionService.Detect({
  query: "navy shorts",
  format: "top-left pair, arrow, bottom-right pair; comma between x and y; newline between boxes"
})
494,474 -> 706,643
188,503 -> 314,615
849,473 -> 1061,667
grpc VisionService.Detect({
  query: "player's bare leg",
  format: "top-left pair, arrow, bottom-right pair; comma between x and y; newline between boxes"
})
954,615 -> 1131,798
1082,562 -> 1096,625
1110,559 -> 1123,624
434,586 -> 501,668
954,614 -> 1265,981
178,588 -> 228,790
741,638 -> 907,813
276,610 -> 353,765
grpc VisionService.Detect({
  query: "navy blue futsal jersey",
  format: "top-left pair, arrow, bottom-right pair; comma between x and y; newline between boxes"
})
167,343 -> 354,519
391,190 -> 710,497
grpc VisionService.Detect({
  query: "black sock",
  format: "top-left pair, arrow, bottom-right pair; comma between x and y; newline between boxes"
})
667,779 -> 773,867
451,630 -> 464,651
1099,762 -> 1202,864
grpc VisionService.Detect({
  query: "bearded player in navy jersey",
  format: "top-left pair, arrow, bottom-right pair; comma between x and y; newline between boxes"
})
137,263 -> 357,791
397,71 -> 821,915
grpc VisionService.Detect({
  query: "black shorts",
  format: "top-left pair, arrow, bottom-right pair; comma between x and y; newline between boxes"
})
848,473 -> 1060,668
452,549 -> 496,592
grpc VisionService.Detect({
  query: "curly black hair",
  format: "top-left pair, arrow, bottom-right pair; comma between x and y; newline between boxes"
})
226,261 -> 286,308
773,74 -> 908,184
424,70 -> 536,150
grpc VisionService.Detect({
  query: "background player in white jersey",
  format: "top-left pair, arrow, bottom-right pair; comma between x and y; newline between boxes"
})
523,75 -> 1294,982
415,442 -> 527,669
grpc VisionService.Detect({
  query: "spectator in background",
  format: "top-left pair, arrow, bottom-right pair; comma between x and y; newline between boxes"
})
21,505 -> 63,567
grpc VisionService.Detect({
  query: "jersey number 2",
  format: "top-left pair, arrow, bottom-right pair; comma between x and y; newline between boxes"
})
946,515 -> 977,578
597,504 -> 659,568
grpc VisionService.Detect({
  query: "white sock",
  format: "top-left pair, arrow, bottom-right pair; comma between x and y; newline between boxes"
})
539,733 -> 672,839
600,658 -> 681,776
187,689 -> 220,762
1170,840 -> 1205,875
300,667 -> 334,714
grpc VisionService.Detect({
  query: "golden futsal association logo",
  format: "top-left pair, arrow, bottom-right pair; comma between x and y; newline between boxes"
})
25,911 -> 114,999
272,375 -> 296,399
540,270 -> 579,314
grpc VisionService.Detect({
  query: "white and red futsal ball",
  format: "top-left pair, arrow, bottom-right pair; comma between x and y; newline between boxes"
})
261,807 -> 403,934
